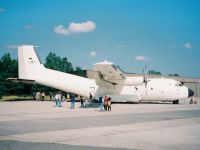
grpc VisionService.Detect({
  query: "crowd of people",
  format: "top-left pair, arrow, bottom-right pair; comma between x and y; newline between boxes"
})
99,95 -> 111,112
34,91 -> 46,101
190,96 -> 197,104
33,91 -> 112,111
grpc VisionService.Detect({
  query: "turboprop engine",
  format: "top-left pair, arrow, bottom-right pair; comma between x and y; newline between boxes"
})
124,77 -> 144,86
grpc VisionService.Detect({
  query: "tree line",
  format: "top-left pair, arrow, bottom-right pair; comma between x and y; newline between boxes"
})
0,52 -> 86,98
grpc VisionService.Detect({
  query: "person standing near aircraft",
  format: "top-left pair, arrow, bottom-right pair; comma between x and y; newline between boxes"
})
35,91 -> 41,101
58,91 -> 62,107
99,96 -> 104,111
41,92 -> 45,101
190,96 -> 197,104
89,93 -> 93,99
66,93 -> 70,101
55,92 -> 59,107
104,95 -> 108,111
80,96 -> 84,108
62,95 -> 66,102
70,94 -> 75,109
49,92 -> 53,101
84,98 -> 88,108
55,91 -> 62,107
107,95 -> 112,111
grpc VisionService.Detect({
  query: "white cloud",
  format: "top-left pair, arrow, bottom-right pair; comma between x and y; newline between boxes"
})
134,56 -> 148,61
69,21 -> 96,33
184,42 -> 192,49
0,8 -> 4,12
54,25 -> 70,35
90,51 -> 96,57
115,44 -> 128,48
6,44 -> 20,49
54,21 -> 96,35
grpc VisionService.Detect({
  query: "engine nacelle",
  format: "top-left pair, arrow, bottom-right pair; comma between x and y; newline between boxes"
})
124,77 -> 144,86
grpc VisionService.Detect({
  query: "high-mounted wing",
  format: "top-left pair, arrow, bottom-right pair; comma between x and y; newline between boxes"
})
93,61 -> 144,86
93,61 -> 126,86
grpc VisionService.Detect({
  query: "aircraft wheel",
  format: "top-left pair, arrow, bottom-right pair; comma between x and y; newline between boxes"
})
173,100 -> 179,104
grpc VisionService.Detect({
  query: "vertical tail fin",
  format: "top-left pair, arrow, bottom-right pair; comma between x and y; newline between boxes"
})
18,45 -> 43,80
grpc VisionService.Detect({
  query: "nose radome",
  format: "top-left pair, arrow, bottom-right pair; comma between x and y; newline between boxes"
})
188,88 -> 194,97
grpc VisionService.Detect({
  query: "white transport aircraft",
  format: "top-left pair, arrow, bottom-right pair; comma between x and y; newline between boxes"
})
16,45 -> 194,104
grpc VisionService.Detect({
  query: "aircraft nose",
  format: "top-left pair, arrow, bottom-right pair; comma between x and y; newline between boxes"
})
188,88 -> 194,97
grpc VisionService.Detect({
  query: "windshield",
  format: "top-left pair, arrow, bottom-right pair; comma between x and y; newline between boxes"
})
175,82 -> 182,87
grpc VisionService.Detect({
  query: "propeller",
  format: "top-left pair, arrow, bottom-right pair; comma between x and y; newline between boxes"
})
143,65 -> 150,88
143,76 -> 148,88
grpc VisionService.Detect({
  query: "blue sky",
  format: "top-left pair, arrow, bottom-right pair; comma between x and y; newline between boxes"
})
0,0 -> 200,77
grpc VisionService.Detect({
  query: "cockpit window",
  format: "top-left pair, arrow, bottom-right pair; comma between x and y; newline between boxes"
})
175,82 -> 182,87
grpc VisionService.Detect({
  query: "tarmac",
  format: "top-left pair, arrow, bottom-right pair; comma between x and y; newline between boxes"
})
0,99 -> 200,150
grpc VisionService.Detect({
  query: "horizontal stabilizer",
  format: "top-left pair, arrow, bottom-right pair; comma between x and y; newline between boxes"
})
6,78 -> 36,84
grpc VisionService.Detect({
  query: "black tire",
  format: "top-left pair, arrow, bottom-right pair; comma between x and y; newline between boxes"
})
173,100 -> 179,104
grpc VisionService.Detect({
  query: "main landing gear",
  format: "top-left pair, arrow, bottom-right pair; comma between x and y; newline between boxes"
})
173,100 -> 179,104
